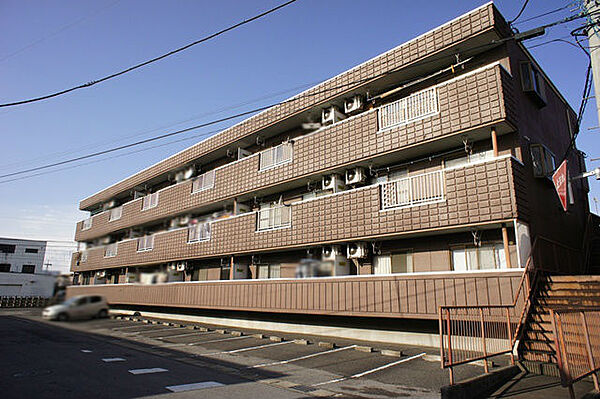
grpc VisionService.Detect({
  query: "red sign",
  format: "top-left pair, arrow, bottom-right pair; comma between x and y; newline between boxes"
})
552,160 -> 568,212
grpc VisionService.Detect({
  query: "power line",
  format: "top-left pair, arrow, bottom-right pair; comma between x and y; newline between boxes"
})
508,0 -> 531,25
0,11 -> 589,182
0,0 -> 299,108
513,3 -> 573,25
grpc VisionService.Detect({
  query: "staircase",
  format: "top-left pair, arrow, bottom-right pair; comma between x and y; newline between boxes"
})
520,275 -> 600,375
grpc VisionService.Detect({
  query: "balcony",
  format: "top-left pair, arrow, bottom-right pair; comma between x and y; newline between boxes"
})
66,269 -> 524,320
75,63 -> 517,243
73,156 -> 526,272
381,170 -> 445,210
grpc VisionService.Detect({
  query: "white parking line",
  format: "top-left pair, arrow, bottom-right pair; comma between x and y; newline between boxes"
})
312,352 -> 426,386
155,331 -> 216,340
203,340 -> 294,356
128,368 -> 168,375
80,349 -> 93,353
102,358 -> 126,362
166,381 -> 225,392
188,336 -> 250,346
250,345 -> 357,369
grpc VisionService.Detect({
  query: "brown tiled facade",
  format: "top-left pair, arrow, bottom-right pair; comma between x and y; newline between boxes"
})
68,4 -> 590,321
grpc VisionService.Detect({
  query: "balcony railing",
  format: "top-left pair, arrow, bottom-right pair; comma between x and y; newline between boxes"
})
137,235 -> 154,252
192,170 -> 215,193
108,206 -> 123,221
188,222 -> 211,243
378,87 -> 438,130
381,170 -> 445,210
82,218 -> 92,230
257,205 -> 291,231
259,143 -> 292,171
141,192 -> 159,211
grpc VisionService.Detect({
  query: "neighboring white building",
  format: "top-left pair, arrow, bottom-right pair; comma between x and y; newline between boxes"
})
0,237 -> 56,297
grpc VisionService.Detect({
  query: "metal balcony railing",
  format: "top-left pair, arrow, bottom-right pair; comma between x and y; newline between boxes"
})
104,243 -> 118,258
82,218 -> 92,230
192,170 -> 215,193
188,222 -> 211,243
108,206 -> 123,221
141,192 -> 159,211
378,87 -> 438,130
259,143 -> 293,171
257,205 -> 291,231
380,170 -> 444,210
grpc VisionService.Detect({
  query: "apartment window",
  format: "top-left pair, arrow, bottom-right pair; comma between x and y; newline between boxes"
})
520,61 -> 546,106
80,251 -> 88,263
21,265 -> 35,274
530,144 -> 556,178
82,218 -> 92,230
445,149 -> 494,169
192,170 -> 215,193
452,244 -> 507,271
0,244 -> 16,253
192,267 -> 209,281
373,252 -> 413,274
257,205 -> 291,231
259,142 -> 293,170
188,222 -> 211,243
0,264 -> 10,272
104,243 -> 118,258
25,248 -> 38,254
137,235 -> 154,252
108,206 -> 123,221
141,192 -> 159,211
257,264 -> 281,279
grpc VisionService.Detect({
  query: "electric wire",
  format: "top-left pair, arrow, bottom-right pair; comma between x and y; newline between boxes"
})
508,0 -> 531,25
0,10 -> 592,183
512,3 -> 573,25
0,0 -> 299,108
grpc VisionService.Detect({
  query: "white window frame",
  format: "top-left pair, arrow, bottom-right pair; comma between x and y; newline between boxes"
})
108,206 -> 123,222
82,218 -> 92,230
104,243 -> 118,258
141,192 -> 159,211
259,142 -> 293,171
192,170 -> 215,193
187,222 -> 211,243
256,205 -> 292,231
451,243 -> 507,271
137,235 -> 154,252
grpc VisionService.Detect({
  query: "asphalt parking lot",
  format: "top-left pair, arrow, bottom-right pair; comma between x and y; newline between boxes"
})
0,308 -> 502,398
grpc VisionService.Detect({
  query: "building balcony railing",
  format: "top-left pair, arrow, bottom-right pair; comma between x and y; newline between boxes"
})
75,63 -> 515,243
72,156 -> 526,272
381,170 -> 445,210
66,269 -> 524,320
188,222 -> 211,243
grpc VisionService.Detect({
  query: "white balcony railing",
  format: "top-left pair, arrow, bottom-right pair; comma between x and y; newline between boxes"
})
259,143 -> 293,171
141,192 -> 159,211
137,235 -> 154,252
378,87 -> 438,130
82,218 -> 92,230
108,206 -> 123,221
192,170 -> 215,193
80,250 -> 88,263
188,222 -> 211,243
104,243 -> 118,258
381,170 -> 445,210
257,205 -> 291,231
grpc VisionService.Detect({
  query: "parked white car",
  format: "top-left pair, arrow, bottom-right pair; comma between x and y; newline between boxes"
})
43,295 -> 108,321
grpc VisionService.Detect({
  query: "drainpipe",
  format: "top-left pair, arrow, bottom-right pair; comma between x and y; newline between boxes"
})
491,126 -> 499,157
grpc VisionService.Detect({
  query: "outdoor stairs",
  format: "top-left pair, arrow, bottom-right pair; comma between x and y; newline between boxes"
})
520,275 -> 600,376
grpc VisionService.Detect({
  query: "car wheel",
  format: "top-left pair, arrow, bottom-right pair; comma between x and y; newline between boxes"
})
57,313 -> 69,322
98,309 -> 108,319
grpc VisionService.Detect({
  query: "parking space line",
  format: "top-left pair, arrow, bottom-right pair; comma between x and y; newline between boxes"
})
102,357 -> 126,362
312,352 -> 426,386
166,381 -> 225,392
203,340 -> 293,356
155,331 -> 216,340
128,368 -> 168,375
250,345 -> 357,369
188,336 -> 250,346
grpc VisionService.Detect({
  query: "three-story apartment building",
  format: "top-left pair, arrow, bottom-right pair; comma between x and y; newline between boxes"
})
68,3 -> 589,322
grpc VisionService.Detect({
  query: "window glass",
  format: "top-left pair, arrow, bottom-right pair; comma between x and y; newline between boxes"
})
21,265 -> 35,274
544,149 -> 555,174
373,255 -> 391,274
452,248 -> 467,271
25,248 -> 38,253
521,63 -> 532,91
0,244 -> 16,254
90,296 -> 101,303
0,263 -> 10,272
530,145 -> 544,177
478,246 -> 496,270
392,252 -> 413,273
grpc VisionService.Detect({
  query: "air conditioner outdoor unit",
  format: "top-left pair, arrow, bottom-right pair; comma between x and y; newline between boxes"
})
175,166 -> 195,183
103,200 -> 116,211
99,237 -> 111,245
321,106 -> 346,125
344,95 -> 363,114
345,167 -> 366,185
96,271 -> 106,278
322,245 -> 342,261
322,174 -> 344,192
176,262 -> 187,272
238,148 -> 252,160
347,242 -> 368,259
178,215 -> 190,226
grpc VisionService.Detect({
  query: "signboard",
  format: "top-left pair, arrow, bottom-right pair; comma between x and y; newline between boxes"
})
552,160 -> 568,212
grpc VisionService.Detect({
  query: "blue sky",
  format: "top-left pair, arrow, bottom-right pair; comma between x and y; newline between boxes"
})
1,0 -> 598,243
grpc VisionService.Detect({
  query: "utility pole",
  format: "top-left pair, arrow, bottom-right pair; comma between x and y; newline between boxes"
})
585,1 -> 600,124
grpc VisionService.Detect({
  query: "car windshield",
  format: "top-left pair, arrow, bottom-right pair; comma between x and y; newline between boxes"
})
62,296 -> 85,306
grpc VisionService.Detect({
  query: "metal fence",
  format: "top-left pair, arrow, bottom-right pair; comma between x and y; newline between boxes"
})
378,87 -> 438,130
551,309 -> 600,398
380,170 -> 444,209
0,296 -> 50,308
257,205 -> 291,231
